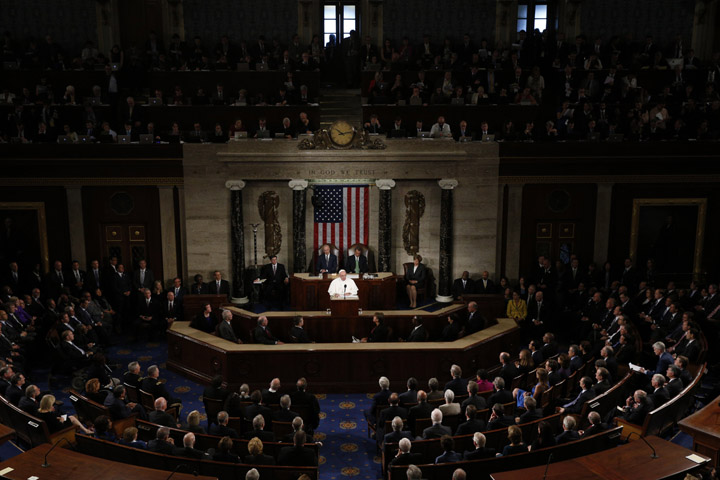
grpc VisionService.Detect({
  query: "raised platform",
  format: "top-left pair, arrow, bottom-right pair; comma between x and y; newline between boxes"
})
166,317 -> 521,393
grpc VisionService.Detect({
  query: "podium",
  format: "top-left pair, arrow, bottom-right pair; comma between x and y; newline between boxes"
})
329,295 -> 360,317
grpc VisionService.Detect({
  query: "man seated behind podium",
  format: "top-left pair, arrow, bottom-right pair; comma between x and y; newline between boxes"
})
345,247 -> 369,274
328,270 -> 358,297
316,243 -> 338,274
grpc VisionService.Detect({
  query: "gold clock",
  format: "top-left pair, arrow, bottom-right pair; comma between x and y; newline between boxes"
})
328,120 -> 356,148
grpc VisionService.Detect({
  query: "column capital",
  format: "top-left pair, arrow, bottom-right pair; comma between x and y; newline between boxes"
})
225,180 -> 246,191
438,179 -> 458,190
288,179 -> 309,190
375,179 -> 396,190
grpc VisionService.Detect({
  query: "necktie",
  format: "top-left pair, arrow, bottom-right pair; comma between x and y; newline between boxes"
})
273,264 -> 277,276
71,342 -> 85,355
216,281 -> 221,294
75,270 -> 80,282
58,271 -> 64,283
175,287 -> 179,296
355,257 -> 360,274
146,299 -> 150,307
169,302 -> 173,311
140,270 -> 145,285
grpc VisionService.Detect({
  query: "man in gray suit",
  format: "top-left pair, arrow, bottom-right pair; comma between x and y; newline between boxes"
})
218,310 -> 241,343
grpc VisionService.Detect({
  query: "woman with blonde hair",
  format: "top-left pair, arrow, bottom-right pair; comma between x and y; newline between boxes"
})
186,410 -> 206,434
499,425 -> 526,456
84,378 -> 107,404
37,394 -> 93,434
517,348 -> 535,375
244,437 -> 275,465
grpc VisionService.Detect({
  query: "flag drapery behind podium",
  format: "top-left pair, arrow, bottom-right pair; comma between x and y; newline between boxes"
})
313,185 -> 369,256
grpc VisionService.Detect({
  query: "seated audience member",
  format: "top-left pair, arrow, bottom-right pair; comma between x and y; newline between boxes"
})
174,432 -> 210,459
93,415 -> 117,442
377,393 -> 408,441
148,397 -> 178,428
499,425 -> 526,456
464,432 -> 496,460
122,361 -> 143,390
516,396 -> 542,424
648,373 -> 670,407
119,426 -> 147,449
439,389 -> 461,417
243,413 -> 275,442
398,377 -> 419,406
186,410 -> 206,434
427,377 -> 444,402
555,415 -> 580,444
529,420 -> 557,451
579,411 -> 608,436
487,403 -> 515,430
244,437 -> 275,465
422,408 -> 452,439
141,365 -> 182,408
213,436 -> 240,463
558,376 -> 595,414
384,416 -> 413,446
456,404 -> 486,435
203,374 -> 229,403
148,426 -> 175,454
209,410 -> 239,438
488,377 -> 513,406
620,389 -> 654,425
19,385 -> 40,416
476,369 -> 494,393
273,394 -> 300,422
36,394 -> 93,435
278,430 -> 317,466
436,435 -> 462,463
191,303 -> 216,333
389,437 -> 423,466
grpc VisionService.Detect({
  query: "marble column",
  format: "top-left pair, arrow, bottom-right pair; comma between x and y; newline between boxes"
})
64,186 -> 87,267
157,186 -> 178,281
437,179 -> 458,303
504,184 -> 524,281
376,179 -> 395,273
289,180 -> 309,273
593,183 -> 614,264
226,180 -> 248,305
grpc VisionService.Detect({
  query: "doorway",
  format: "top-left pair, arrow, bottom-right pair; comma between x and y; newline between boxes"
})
323,2 -> 358,45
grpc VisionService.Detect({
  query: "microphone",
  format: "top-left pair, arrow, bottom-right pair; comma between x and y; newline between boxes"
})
626,432 -> 658,458
542,452 -> 553,480
343,284 -> 347,296
164,463 -> 197,480
42,437 -> 75,467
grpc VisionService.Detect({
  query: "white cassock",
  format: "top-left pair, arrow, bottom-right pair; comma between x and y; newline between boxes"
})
328,277 -> 358,296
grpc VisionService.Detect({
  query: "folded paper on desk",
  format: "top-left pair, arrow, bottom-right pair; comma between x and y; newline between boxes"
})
686,454 -> 708,464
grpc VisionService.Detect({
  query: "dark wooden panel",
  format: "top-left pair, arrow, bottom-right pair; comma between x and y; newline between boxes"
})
167,321 -> 522,393
459,294 -> 508,323
290,275 -> 398,311
82,186 -> 164,282
182,294 -> 229,322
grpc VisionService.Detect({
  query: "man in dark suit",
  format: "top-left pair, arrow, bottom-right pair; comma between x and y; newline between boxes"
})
517,396 -> 543,424
486,403 -> 515,430
273,395 -> 299,422
456,404 -> 486,435
464,432 -> 496,460
131,259 -> 155,293
162,291 -> 181,331
488,377 -> 513,406
169,277 -> 187,306
476,271 -> 495,293
555,416 -> 580,444
18,384 -> 39,416
444,364 -> 467,397
377,393 -> 408,442
209,411 -> 240,438
67,260 -> 86,298
242,415 -> 276,441
389,438 -> 423,466
316,244 -> 338,274
210,270 -> 230,299
383,417 -> 413,446
243,390 -> 273,430
465,301 -> 486,334
45,260 -> 66,300
278,431 -> 317,466
366,376 -> 391,426
568,344 -> 584,372
405,316 -> 427,342
262,378 -> 282,405
398,377 -> 418,406
580,411 -> 608,437
59,330 -> 91,368
452,271 -> 476,299
290,316 -> 311,343
527,291 -> 551,335
261,256 -> 289,307
647,374 -> 670,407
422,409 -> 452,439
174,432 -> 210,459
104,384 -> 146,420
148,397 -> 178,428
218,310 -> 240,343
559,376 -> 595,414
122,361 -> 143,390
112,264 -> 133,322
5,262 -> 22,296
136,288 -> 159,339
85,259 -> 104,293
620,390 -> 654,425
141,365 -> 182,408
345,247 -> 369,274
254,316 -> 283,345
5,373 -> 24,406
407,390 -> 433,433
289,377 -> 321,434
498,352 -> 519,387
461,382 -> 487,415
148,427 -> 176,454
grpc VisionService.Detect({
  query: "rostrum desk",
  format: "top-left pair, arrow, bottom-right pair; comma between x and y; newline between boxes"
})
289,272 -> 397,310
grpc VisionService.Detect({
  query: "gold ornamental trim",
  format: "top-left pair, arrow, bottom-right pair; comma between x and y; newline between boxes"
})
499,175 -> 720,184
0,177 -> 184,186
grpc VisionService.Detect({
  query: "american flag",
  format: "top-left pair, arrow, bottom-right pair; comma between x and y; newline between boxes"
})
313,185 -> 369,257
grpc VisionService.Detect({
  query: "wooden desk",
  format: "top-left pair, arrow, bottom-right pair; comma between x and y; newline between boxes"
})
0,424 -> 14,445
490,436 -> 710,480
167,317 -> 521,392
225,304 -> 467,343
0,443 -> 213,480
182,294 -> 229,322
679,393 -> 720,467
289,273 -> 397,310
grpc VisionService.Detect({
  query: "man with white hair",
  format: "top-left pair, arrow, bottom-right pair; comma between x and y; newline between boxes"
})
390,437 -> 423,466
328,269 -> 359,297
444,364 -> 467,396
174,432 -> 209,459
463,432 -> 496,459
422,408 -> 451,439
452,468 -> 466,480
639,342 -> 674,378
648,373 -> 670,407
366,376 -> 391,426
218,309 -> 241,343
148,397 -> 179,428
262,377 -> 282,404
406,465 -> 422,480
555,415 -> 579,444
384,416 -> 413,446
245,469 -> 260,480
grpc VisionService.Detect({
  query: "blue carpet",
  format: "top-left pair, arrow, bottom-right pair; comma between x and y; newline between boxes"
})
20,336 -> 380,480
